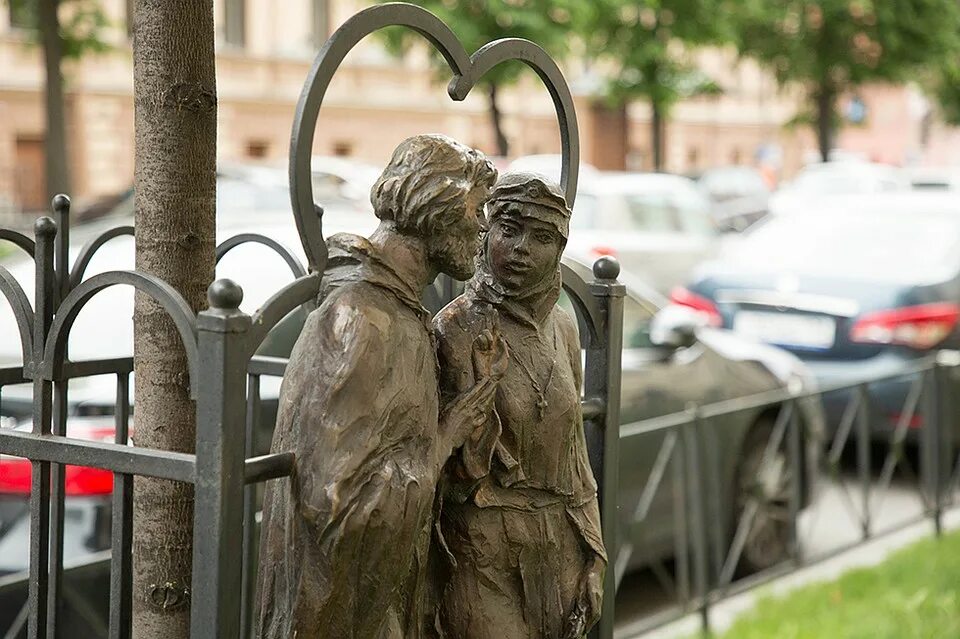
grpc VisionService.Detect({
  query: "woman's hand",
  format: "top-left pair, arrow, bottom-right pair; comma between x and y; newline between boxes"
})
441,329 -> 507,461
471,328 -> 508,381
562,554 -> 604,639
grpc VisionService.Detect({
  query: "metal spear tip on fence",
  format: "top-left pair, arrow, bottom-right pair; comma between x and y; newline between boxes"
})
592,255 -> 620,281
51,194 -> 71,215
34,215 -> 57,238
208,278 -> 244,310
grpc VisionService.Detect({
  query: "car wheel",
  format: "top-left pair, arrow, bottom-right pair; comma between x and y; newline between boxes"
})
735,416 -> 794,574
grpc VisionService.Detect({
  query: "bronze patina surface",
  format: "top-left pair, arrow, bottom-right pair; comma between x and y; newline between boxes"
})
254,135 -> 503,639
432,172 -> 606,639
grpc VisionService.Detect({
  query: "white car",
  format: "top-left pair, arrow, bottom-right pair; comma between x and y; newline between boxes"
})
506,154 -> 602,188
769,161 -> 911,216
564,172 -> 719,295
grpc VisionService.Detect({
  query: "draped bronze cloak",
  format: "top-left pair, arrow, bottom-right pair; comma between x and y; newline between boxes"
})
431,277 -> 606,639
255,234 -> 442,639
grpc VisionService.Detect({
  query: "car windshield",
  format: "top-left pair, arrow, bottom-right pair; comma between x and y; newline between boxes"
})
572,188 -> 714,236
700,168 -> 767,197
217,175 -> 291,213
557,289 -> 653,349
789,166 -> 898,195
734,208 -> 960,281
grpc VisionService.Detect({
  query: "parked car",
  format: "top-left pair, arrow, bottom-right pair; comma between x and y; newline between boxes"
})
562,258 -> 822,576
693,165 -> 771,232
681,192 -> 960,443
506,153 -> 602,187
0,163 -> 822,596
305,156 -> 381,215
0,258 -> 822,580
769,161 -> 910,217
902,166 -> 960,191
565,172 -> 720,295
0,417 -> 116,577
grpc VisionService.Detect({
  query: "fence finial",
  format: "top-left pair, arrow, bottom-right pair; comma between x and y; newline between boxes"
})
593,255 -> 620,281
208,279 -> 243,310
52,194 -> 71,215
34,216 -> 57,238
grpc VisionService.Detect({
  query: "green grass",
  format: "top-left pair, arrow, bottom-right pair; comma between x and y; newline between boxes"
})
704,529 -> 960,639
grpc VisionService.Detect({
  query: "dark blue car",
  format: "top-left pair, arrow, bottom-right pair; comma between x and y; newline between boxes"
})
677,192 -> 960,443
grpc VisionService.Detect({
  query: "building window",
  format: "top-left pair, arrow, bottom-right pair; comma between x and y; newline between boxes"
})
246,140 -> 270,159
9,0 -> 36,29
224,0 -> 245,47
312,0 -> 329,47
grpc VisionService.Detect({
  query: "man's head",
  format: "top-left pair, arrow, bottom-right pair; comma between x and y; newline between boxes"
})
371,134 -> 497,280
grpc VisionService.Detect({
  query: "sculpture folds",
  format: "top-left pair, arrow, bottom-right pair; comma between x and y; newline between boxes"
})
255,135 -> 502,638
433,173 -> 605,639
254,141 -> 605,638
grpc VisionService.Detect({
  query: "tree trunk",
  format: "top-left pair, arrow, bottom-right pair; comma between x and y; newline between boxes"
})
815,84 -> 835,162
131,0 -> 217,636
651,100 -> 665,172
488,83 -> 509,157
38,0 -> 70,202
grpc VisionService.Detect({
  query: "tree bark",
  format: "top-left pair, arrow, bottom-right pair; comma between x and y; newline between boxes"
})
38,0 -> 70,202
488,83 -> 509,157
815,84 -> 835,162
131,0 -> 217,636
651,100 -> 665,172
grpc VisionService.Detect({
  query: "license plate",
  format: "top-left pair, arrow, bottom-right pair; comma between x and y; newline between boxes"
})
734,311 -> 837,350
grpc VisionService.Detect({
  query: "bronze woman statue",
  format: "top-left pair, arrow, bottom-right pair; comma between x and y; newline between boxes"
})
255,135 -> 505,639
433,172 -> 606,638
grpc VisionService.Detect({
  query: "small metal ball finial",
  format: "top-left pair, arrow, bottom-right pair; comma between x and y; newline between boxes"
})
52,194 -> 71,214
592,255 -> 620,281
34,216 -> 57,238
208,278 -> 243,310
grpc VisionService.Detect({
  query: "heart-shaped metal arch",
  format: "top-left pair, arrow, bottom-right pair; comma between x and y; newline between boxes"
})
289,2 -> 580,273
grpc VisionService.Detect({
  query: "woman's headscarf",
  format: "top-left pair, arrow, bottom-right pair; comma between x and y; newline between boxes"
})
467,172 -> 572,328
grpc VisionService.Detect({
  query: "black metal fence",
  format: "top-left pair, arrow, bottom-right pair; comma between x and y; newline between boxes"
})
0,5 -> 631,638
5,4 -> 957,639
0,200 -> 624,639
613,355 -> 960,637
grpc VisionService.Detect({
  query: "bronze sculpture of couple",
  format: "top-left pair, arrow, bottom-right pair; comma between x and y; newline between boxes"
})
254,134 -> 605,639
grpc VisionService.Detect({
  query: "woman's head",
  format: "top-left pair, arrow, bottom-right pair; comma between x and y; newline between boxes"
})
484,173 -> 570,294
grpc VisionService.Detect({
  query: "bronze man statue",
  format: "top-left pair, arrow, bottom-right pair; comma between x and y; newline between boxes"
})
255,134 -> 504,638
433,172 -> 606,638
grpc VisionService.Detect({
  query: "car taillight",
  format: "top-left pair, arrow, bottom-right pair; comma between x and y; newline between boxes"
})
589,245 -> 619,258
849,302 -> 960,350
0,459 -> 114,496
670,286 -> 723,327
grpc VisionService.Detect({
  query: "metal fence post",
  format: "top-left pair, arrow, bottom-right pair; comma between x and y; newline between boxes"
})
47,195 -> 72,639
29,217 -> 56,639
935,354 -> 958,512
683,407 -> 711,636
190,280 -> 251,638
855,383 -> 872,540
786,399 -> 804,563
584,257 -> 624,639
920,366 -> 942,536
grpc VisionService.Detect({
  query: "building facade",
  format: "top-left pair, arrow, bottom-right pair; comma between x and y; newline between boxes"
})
1,0 -> 950,216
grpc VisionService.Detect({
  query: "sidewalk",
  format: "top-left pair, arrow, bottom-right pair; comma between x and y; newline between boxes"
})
615,506 -> 960,639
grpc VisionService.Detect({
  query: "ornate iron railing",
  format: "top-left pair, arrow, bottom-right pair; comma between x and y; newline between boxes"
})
613,355 -> 959,638
0,200 -> 623,639
0,7 -> 627,639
